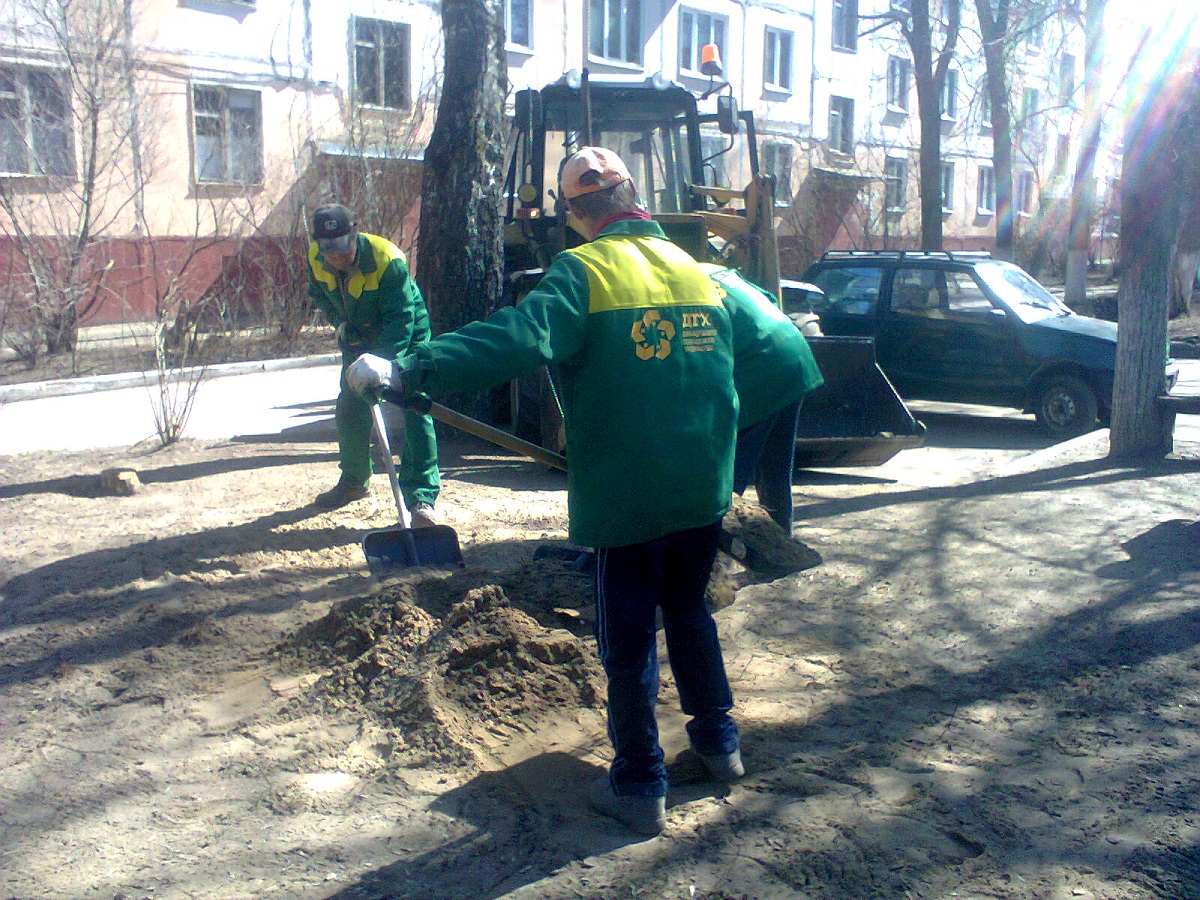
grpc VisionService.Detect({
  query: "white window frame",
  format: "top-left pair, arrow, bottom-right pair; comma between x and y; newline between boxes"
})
828,95 -> 854,155
590,0 -> 643,65
977,164 -> 995,215
0,65 -> 73,177
832,0 -> 858,52
192,84 -> 262,186
506,0 -> 532,50
884,157 -> 906,212
679,8 -> 727,76
353,17 -> 411,110
940,68 -> 958,121
887,55 -> 909,112
980,89 -> 992,130
940,161 -> 955,213
764,26 -> 793,92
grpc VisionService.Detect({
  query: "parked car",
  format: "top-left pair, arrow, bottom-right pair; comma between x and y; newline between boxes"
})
784,251 -> 1171,437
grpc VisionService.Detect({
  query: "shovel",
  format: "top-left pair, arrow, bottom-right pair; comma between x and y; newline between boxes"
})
362,398 -> 463,575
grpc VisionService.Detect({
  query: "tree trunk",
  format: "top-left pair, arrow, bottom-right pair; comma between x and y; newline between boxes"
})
907,0 -> 959,251
1109,54 -> 1200,459
975,0 -> 1014,261
1064,0 -> 1106,308
416,0 -> 506,340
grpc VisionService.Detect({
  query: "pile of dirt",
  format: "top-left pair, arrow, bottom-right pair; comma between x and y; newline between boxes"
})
277,565 -> 605,768
274,507 -> 819,771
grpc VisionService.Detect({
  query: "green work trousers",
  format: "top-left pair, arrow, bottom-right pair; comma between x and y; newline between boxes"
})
336,361 -> 440,508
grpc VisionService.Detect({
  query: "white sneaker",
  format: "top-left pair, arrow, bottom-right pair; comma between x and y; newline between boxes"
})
409,502 -> 440,528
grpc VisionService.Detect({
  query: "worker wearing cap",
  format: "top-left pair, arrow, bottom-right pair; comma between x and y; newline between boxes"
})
306,203 -> 441,521
344,147 -> 778,835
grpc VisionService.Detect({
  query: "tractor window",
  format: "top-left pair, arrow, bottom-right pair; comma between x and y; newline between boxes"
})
600,123 -> 691,214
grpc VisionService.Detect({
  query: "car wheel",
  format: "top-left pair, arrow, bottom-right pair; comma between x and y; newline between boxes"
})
1034,374 -> 1099,438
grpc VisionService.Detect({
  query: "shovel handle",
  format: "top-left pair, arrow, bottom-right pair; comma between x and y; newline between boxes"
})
378,388 -> 567,472
369,399 -> 413,533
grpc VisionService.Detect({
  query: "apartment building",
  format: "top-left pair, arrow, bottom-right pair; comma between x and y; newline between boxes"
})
0,0 -> 1081,330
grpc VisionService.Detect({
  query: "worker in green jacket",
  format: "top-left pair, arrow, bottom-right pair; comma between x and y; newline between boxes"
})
710,264 -> 824,533
306,204 -> 440,523
344,148 -> 818,836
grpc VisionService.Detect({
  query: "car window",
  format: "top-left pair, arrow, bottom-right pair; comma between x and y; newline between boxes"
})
810,266 -> 882,315
890,267 -> 947,318
944,270 -> 997,315
974,260 -> 1072,322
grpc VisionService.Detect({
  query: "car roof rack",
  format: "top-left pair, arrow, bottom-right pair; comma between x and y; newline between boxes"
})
820,250 -> 993,261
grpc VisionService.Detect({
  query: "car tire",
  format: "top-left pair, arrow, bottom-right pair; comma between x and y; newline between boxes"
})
1034,374 -> 1099,438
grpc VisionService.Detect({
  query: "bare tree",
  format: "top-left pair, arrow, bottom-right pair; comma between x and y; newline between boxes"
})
0,0 -> 151,362
1109,51 -> 1200,459
891,0 -> 961,251
973,0 -> 1020,261
1063,0 -> 1106,307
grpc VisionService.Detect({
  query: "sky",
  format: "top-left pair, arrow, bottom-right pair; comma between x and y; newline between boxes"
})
1103,0 -> 1200,89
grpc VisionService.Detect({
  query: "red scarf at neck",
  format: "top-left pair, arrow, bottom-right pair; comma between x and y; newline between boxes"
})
594,208 -> 652,235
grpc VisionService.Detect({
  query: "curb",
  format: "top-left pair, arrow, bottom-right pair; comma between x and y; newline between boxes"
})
0,353 -> 340,404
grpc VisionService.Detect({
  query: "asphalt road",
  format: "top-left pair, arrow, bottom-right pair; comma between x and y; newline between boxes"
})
1,358 -> 1197,486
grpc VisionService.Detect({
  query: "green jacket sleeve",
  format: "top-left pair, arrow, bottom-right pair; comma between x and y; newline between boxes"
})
714,266 -> 825,429
370,258 -> 427,355
307,268 -> 341,327
400,255 -> 590,396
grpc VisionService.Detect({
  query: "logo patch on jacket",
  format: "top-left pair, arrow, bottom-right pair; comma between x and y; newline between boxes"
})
631,310 -> 674,360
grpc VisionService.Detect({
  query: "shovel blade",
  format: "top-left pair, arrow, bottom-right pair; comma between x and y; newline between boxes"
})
363,525 -> 464,575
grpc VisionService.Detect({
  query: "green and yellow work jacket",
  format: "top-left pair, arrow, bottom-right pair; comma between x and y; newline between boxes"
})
705,264 -> 825,429
307,233 -> 431,359
400,219 -> 739,549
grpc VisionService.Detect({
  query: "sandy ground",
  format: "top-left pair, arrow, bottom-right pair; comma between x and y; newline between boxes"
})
2,407 -> 1200,899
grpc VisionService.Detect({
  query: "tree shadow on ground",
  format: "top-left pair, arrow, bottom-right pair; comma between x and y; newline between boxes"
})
797,455 -> 1200,522
327,752 -> 661,900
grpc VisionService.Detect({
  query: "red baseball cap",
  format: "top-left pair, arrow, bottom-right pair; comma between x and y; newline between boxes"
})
560,147 -> 632,200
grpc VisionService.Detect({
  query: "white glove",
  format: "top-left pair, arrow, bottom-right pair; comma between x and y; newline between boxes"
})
346,353 -> 400,396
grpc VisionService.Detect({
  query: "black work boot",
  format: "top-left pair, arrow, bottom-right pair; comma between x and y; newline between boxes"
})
315,480 -> 369,509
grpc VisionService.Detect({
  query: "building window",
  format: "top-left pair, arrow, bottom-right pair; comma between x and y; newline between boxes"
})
762,140 -> 793,206
192,85 -> 262,185
1018,169 -> 1036,214
980,89 -> 992,129
1053,133 -> 1071,177
506,0 -> 532,50
1020,87 -> 1039,137
940,161 -> 955,213
764,27 -> 793,91
977,164 -> 995,215
590,0 -> 642,65
1059,53 -> 1076,106
891,0 -> 911,12
940,69 -> 958,120
828,95 -> 854,154
887,55 -> 909,111
1025,14 -> 1044,48
832,0 -> 858,52
354,18 -> 410,109
0,66 -> 73,177
885,157 -> 906,212
680,8 -> 726,75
